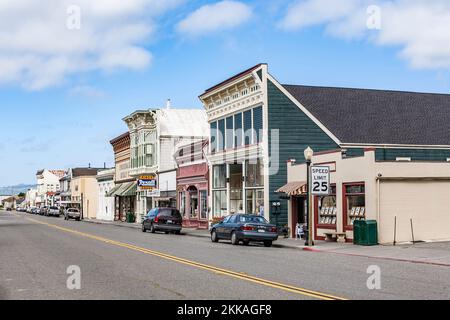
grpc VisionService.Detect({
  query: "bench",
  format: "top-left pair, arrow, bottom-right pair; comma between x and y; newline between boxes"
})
324,232 -> 347,243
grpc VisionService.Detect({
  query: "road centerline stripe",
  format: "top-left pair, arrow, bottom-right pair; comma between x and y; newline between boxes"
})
26,217 -> 347,301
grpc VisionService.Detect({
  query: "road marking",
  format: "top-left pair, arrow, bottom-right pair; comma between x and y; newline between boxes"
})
26,217 -> 347,300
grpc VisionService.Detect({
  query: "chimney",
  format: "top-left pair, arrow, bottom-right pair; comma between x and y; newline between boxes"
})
88,163 -> 91,168
166,99 -> 171,109
104,162 -> 106,169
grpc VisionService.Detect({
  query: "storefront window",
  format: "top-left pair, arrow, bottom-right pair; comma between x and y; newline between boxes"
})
179,192 -> 186,217
230,164 -> 243,214
246,160 -> 264,187
344,183 -> 366,227
246,189 -> 264,215
317,185 -> 337,225
200,191 -> 207,220
213,190 -> 227,217
190,191 -> 198,218
213,165 -> 226,189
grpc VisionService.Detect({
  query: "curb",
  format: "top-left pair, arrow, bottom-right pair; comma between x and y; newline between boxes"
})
300,246 -> 450,268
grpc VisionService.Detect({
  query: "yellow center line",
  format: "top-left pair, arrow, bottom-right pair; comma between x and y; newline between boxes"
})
26,217 -> 347,301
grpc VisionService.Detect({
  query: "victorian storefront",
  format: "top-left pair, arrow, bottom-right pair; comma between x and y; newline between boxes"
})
109,132 -> 136,222
175,140 -> 209,229
123,105 -> 208,223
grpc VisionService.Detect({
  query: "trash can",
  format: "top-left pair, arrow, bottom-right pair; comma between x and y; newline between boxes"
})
355,220 -> 378,246
126,212 -> 136,223
353,220 -> 363,245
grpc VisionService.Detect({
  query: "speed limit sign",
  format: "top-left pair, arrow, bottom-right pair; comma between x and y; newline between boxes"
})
311,166 -> 330,195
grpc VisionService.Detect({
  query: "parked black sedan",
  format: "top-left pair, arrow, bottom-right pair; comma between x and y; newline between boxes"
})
210,214 -> 278,247
142,207 -> 183,235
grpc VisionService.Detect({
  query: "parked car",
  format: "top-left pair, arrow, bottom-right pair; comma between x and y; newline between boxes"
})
142,207 -> 182,234
210,214 -> 278,247
64,208 -> 81,221
48,206 -> 60,217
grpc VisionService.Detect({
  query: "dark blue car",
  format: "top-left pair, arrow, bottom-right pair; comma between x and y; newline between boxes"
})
210,214 -> 278,247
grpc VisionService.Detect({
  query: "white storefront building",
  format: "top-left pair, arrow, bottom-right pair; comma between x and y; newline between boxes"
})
96,168 -> 115,221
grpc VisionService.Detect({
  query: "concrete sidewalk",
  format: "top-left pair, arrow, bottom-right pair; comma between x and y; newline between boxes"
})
82,218 -> 450,267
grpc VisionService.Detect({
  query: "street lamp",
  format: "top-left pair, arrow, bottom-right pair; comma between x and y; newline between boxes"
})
271,201 -> 281,227
304,147 -> 314,246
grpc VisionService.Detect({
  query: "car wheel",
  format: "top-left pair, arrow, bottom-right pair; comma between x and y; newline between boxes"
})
165,231 -> 170,234
211,230 -> 219,243
174,230 -> 181,235
150,224 -> 156,233
264,241 -> 273,248
231,232 -> 239,246
243,240 -> 250,246
142,224 -> 146,233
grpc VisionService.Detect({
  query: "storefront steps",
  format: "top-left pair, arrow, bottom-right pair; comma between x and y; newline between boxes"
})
81,219 -> 450,267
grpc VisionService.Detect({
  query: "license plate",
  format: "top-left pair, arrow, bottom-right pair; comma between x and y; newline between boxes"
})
258,229 -> 266,233
167,220 -> 173,224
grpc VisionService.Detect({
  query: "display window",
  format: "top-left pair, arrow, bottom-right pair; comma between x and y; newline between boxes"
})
343,183 -> 366,230
315,185 -> 337,227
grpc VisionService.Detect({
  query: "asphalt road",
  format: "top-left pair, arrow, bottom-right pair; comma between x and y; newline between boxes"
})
1,210 -> 449,300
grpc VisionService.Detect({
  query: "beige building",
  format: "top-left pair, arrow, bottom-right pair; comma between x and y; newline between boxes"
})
70,168 -> 100,220
283,149 -> 450,244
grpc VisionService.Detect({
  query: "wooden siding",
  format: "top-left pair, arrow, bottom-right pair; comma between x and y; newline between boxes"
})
375,148 -> 450,162
267,80 -> 339,226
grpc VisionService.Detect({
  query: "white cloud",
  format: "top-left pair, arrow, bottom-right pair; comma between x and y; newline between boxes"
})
69,85 -> 106,99
177,1 -> 252,37
280,0 -> 450,69
0,0 -> 183,90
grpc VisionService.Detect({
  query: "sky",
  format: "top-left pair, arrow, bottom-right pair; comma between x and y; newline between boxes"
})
1,0 -> 450,186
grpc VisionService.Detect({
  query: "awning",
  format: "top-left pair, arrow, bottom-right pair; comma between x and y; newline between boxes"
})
122,183 -> 137,197
276,181 -> 307,196
106,184 -> 122,197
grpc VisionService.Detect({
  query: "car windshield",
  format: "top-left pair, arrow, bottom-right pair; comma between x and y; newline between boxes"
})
68,209 -> 79,213
239,215 -> 268,224
50,207 -> 58,210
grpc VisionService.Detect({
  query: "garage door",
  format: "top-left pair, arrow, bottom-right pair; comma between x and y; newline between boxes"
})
379,180 -> 450,244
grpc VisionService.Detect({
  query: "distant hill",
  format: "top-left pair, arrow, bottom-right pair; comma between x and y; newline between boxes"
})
0,184 -> 36,196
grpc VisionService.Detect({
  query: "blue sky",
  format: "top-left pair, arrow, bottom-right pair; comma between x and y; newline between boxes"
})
1,0 -> 449,186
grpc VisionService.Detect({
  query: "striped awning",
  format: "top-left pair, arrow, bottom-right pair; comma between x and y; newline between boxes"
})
121,183 -> 137,197
106,184 -> 122,197
276,181 -> 307,196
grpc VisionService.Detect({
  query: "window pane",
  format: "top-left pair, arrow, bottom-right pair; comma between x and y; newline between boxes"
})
243,110 -> 252,145
226,116 -> 233,149
246,189 -> 264,215
253,106 -> 263,143
234,113 -> 243,147
318,195 -> 337,225
213,165 -> 226,189
200,191 -> 207,219
210,122 -> 217,153
246,160 -> 264,187
347,195 -> 366,226
213,190 -> 227,216
218,119 -> 225,151
346,185 -> 365,194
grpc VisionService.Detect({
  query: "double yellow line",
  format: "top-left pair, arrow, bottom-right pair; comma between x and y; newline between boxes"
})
27,217 -> 347,300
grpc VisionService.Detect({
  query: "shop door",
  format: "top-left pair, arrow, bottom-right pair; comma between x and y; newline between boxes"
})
291,197 -> 306,238
379,180 -> 450,243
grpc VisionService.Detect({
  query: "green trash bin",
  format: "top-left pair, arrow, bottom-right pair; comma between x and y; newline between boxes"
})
126,212 -> 136,223
355,220 -> 378,246
353,220 -> 363,245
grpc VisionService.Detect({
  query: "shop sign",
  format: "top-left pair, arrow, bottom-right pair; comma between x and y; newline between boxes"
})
138,175 -> 157,190
311,166 -> 330,196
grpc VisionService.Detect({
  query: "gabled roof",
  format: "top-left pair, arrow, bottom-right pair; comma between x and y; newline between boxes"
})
283,85 -> 450,146
200,63 -> 266,98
